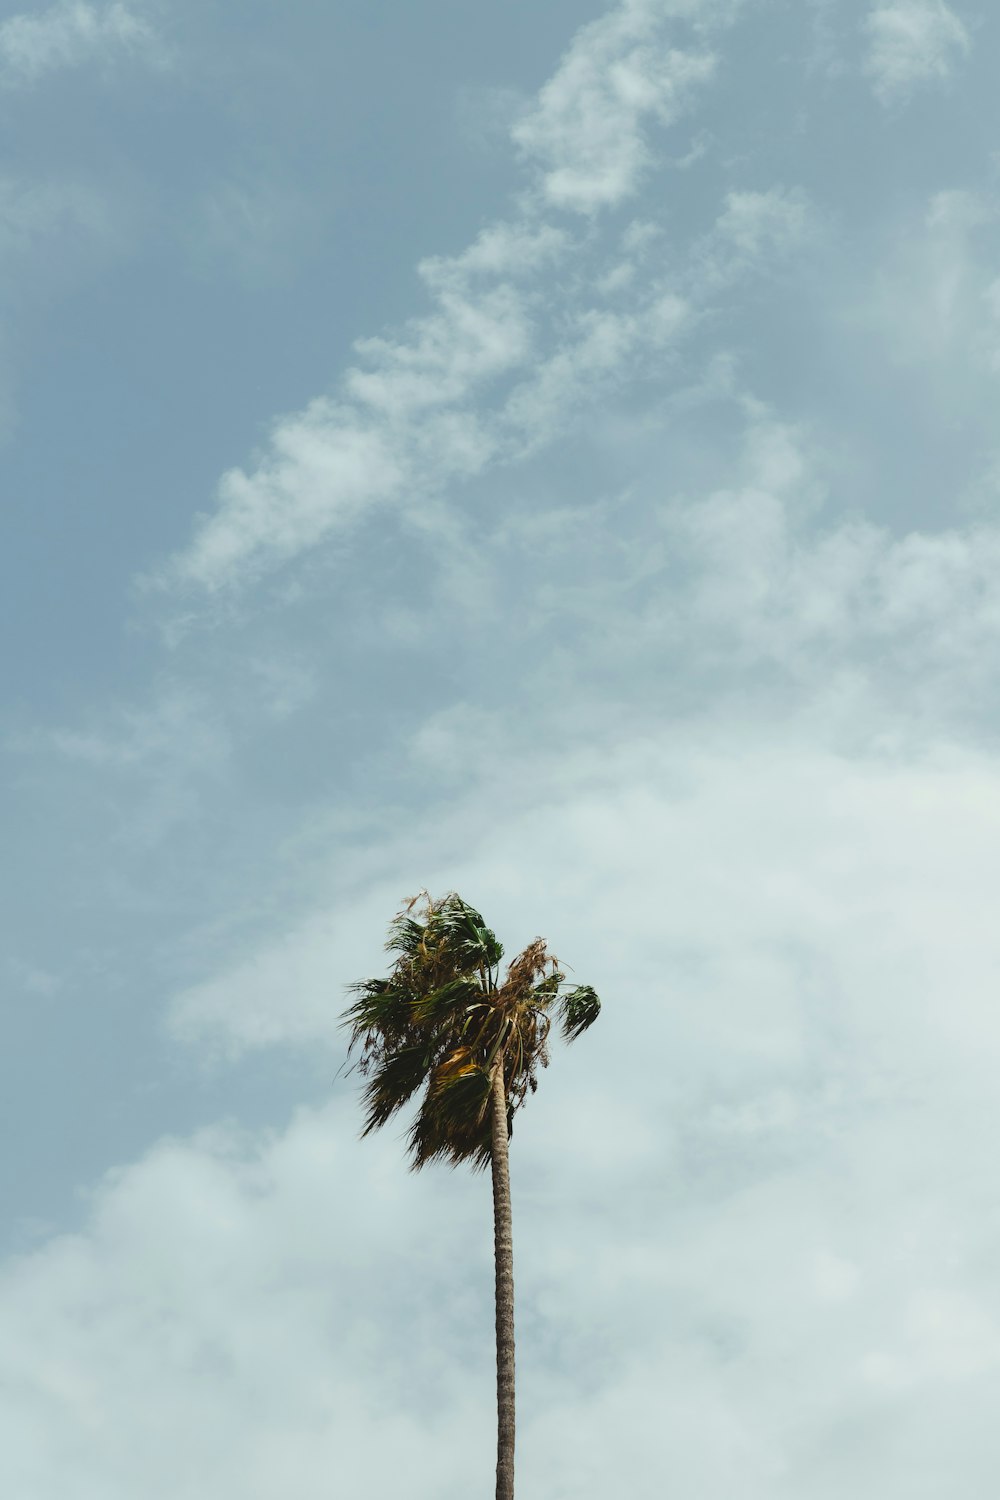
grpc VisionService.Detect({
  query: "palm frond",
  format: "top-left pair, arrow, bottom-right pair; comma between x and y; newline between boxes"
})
426,894 -> 504,972
385,913 -> 426,960
408,1104 -> 495,1171
341,978 -> 415,1060
404,1048 -> 495,1169
429,1059 -> 492,1123
411,975 -> 483,1026
358,1043 -> 432,1135
528,970 -> 565,1009
558,984 -> 601,1041
502,939 -> 558,1007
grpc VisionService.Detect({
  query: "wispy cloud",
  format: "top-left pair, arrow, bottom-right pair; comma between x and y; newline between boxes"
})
152,2 -> 789,600
152,224 -> 674,594
0,1 -> 162,88
0,175 -> 120,263
160,376 -> 1000,1055
693,185 -> 819,288
710,186 -> 817,262
511,0 -> 719,213
858,189 -> 1000,425
863,0 -> 971,105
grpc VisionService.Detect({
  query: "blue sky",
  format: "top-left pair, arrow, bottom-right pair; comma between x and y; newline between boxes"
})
3,0 -> 1000,1495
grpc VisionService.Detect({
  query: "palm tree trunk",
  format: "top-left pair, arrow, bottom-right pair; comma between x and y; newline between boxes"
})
490,1065 -> 515,1500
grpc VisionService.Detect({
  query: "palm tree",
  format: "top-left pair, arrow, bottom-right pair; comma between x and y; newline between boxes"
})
341,890 -> 601,1500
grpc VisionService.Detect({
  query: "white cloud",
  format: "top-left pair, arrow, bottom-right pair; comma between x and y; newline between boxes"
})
159,205 -> 710,596
711,186 -> 817,262
511,0 -> 729,213
0,0 -> 161,87
858,189 -> 1000,418
28,687 -> 227,772
166,702 -> 1000,1082
346,284 -> 533,417
92,709 -> 1000,1497
500,290 -> 690,453
379,395 -> 1000,731
158,1 -> 756,597
863,0 -> 971,105
4,957 -> 62,998
167,401 -> 408,593
634,419 -> 1000,727
683,185 -> 820,294
7,685 -> 233,851
0,1109 -> 499,1500
648,410 -> 1000,695
157,257 -> 648,593
159,246 -> 555,592
419,221 -> 570,285
160,412 -> 1000,1067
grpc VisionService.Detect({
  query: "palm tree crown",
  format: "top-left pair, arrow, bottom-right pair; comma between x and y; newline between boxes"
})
342,890 -> 601,1168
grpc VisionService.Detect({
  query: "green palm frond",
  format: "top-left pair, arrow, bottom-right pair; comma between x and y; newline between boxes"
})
411,975 -> 483,1026
409,1060 -> 497,1169
359,1043 -> 432,1135
341,977 -> 414,1057
557,984 -> 601,1041
385,913 -> 426,959
408,1104 -> 494,1170
425,894 -> 504,973
429,1058 -> 492,1127
529,970 -> 565,1008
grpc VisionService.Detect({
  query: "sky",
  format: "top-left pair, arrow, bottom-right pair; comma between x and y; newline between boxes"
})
2,0 -> 1000,1494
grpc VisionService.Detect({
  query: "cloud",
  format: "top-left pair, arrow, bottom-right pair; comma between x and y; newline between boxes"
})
156,0 -> 755,598
160,169 -> 798,598
856,188 -> 1000,428
511,0 -> 720,213
636,406 -> 1000,709
0,175 -> 120,265
709,186 -> 817,264
162,406 -> 1000,1069
499,288 -> 690,454
342,393 -> 1000,736
167,400 -> 408,592
863,0 -> 971,105
0,1 -> 161,88
154,242 -> 657,593
419,221 -> 570,284
679,185 -> 821,295
0,1109 -> 501,1500
21,688 -> 227,772
7,684 -> 233,851
41,704 -> 1000,1498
